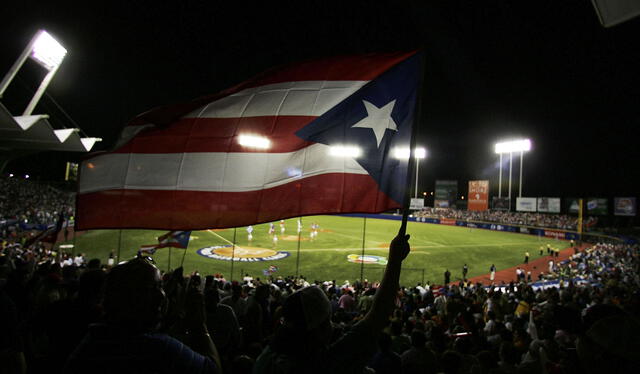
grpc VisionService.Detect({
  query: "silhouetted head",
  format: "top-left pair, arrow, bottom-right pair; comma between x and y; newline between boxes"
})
103,258 -> 166,333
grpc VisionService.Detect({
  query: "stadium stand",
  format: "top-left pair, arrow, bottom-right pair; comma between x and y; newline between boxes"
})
415,208 -> 599,231
1,178 -> 639,373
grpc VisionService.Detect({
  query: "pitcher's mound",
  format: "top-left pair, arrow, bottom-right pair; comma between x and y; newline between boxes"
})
280,235 -> 309,241
213,246 -> 278,258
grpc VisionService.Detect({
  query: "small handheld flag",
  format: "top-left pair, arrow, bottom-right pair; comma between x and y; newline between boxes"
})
139,230 -> 191,254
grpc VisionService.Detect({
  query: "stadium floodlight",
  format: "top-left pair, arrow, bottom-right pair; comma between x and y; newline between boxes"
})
0,30 -> 68,116
393,146 -> 427,199
329,145 -> 362,158
494,139 -> 531,154
392,146 -> 426,160
494,138 -> 532,204
30,30 -> 68,70
238,134 -> 271,149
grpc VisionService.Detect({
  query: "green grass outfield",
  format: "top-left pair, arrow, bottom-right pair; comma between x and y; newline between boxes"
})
61,215 -> 568,286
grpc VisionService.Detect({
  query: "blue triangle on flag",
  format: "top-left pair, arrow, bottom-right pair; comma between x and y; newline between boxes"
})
296,53 -> 420,203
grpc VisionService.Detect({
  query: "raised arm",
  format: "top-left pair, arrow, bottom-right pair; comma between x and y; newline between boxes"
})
361,233 -> 410,330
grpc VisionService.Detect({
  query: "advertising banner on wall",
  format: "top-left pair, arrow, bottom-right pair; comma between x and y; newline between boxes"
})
468,180 -> 489,211
614,197 -> 636,216
516,197 -> 537,212
492,197 -> 510,210
587,198 -> 608,215
435,180 -> 457,208
537,197 -> 561,213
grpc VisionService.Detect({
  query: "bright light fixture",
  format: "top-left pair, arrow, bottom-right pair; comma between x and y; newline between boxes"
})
393,147 -> 426,159
30,30 -> 67,70
495,139 -> 531,154
238,134 -> 271,149
329,145 -> 362,158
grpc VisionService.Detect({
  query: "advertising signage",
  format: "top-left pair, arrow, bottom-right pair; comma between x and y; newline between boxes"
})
537,197 -> 561,213
516,197 -> 537,212
492,196 -> 510,211
587,198 -> 608,215
565,198 -> 581,214
435,180 -> 457,208
614,197 -> 636,216
468,180 -> 489,211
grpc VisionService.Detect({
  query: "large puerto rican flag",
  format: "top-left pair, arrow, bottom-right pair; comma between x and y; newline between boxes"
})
76,51 -> 420,230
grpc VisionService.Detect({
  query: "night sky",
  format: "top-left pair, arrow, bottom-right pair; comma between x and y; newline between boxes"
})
2,1 -> 639,200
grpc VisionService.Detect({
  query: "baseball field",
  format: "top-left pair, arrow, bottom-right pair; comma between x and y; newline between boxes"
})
61,215 -> 568,286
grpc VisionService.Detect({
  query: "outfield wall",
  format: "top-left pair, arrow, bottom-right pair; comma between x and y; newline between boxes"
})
338,213 -> 624,242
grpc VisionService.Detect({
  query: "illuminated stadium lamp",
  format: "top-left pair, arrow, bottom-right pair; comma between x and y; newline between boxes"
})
329,145 -> 362,158
9,173 -> 14,177
238,134 -> 271,149
494,138 -> 532,203
393,146 -> 426,160
0,30 -> 68,116
30,30 -> 68,70
494,139 -> 531,154
393,147 -> 427,199
25,175 -> 30,179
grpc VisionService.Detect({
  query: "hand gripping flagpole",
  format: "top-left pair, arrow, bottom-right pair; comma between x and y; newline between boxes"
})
399,51 -> 425,237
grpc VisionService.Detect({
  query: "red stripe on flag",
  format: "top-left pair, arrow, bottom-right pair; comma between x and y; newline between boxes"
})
242,52 -> 418,88
128,51 -> 416,128
76,173 -> 400,230
114,116 -> 315,154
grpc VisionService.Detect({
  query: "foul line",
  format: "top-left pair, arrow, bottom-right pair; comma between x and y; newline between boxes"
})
204,230 -> 531,254
207,229 -> 235,246
287,242 -> 529,253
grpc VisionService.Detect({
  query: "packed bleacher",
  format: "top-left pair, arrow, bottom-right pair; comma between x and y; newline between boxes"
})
2,236 -> 639,373
415,208 -> 598,231
0,177 -> 74,227
1,177 -> 639,373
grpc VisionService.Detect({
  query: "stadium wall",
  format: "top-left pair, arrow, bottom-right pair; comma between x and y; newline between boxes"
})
337,213 -> 627,243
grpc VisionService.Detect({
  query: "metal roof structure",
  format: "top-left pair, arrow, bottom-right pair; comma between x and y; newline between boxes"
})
1,30 -> 101,171
0,102 -> 101,153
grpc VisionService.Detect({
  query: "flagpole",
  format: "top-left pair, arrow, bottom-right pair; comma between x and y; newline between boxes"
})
72,225 -> 77,258
230,228 -> 237,281
399,51 -> 425,237
295,218 -> 302,278
360,217 -> 367,282
116,229 -> 122,264
180,246 -> 188,268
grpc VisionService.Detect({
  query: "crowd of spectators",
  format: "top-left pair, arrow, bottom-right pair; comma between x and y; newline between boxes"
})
1,176 -> 74,227
1,177 -> 638,373
1,230 -> 638,373
415,208 -> 598,231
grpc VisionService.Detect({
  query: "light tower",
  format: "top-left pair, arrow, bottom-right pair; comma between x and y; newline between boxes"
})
494,139 -> 531,209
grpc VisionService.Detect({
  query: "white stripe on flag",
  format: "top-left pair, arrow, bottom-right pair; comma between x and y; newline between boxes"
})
79,143 -> 367,193
185,80 -> 368,118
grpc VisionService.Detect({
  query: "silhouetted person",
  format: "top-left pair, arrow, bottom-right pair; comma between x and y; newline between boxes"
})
253,233 -> 411,374
64,258 -> 221,373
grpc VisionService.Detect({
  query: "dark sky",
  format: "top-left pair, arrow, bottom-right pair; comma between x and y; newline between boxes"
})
2,1 -> 639,200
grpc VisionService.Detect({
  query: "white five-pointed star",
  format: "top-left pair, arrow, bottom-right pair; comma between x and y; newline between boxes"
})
351,99 -> 398,147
